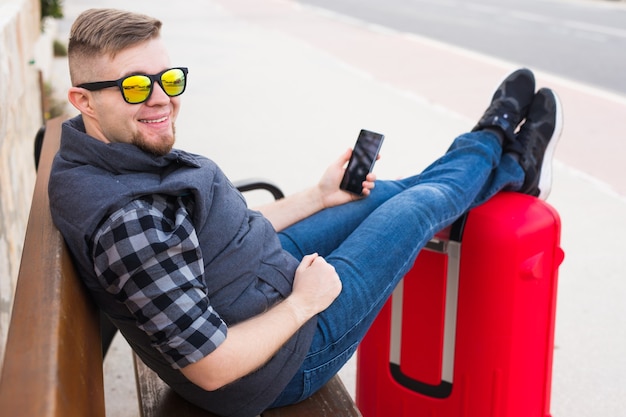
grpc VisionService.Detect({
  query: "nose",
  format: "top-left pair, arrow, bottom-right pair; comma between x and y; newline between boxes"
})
146,81 -> 170,105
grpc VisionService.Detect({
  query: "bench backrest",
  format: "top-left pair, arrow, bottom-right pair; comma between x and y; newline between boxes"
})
0,117 -> 106,417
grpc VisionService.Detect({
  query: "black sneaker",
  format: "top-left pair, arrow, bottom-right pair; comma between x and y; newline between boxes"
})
472,68 -> 536,142
507,88 -> 563,200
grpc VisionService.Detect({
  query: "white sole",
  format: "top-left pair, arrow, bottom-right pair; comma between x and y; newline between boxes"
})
537,89 -> 564,200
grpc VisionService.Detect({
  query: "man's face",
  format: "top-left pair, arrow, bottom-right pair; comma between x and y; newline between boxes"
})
80,38 -> 181,156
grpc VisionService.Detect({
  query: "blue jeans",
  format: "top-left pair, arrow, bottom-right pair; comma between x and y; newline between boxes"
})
270,131 -> 523,407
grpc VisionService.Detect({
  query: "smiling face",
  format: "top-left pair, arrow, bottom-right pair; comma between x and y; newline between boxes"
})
68,38 -> 181,156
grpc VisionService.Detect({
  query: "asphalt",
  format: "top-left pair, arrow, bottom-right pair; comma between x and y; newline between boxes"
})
50,0 -> 626,416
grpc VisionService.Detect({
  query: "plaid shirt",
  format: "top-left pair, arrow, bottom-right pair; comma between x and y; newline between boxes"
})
92,194 -> 227,369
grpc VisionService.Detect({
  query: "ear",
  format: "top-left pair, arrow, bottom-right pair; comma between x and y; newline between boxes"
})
68,87 -> 97,117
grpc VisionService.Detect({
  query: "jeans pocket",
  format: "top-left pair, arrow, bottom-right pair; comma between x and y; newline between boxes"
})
299,341 -> 359,403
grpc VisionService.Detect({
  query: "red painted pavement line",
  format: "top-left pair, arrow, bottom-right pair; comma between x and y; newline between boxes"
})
216,0 -> 626,196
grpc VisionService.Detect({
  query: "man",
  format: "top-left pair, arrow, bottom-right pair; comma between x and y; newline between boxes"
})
49,8 -> 562,417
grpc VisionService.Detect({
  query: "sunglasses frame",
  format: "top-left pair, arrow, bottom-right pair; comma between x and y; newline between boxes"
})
77,67 -> 189,104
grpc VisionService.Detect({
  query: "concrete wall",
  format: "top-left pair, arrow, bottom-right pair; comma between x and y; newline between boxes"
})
0,0 -> 49,370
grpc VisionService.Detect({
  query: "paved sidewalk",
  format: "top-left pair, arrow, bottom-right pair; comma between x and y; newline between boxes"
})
50,1 -> 626,416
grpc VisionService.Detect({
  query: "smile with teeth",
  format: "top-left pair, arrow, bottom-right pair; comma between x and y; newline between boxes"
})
140,116 -> 168,124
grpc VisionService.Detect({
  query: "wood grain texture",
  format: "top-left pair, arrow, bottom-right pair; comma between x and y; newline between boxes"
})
0,116 -> 106,417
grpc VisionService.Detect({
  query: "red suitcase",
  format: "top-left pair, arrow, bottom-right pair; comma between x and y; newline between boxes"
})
356,192 -> 564,417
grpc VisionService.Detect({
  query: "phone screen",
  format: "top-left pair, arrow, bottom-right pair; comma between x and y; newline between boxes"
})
340,129 -> 385,195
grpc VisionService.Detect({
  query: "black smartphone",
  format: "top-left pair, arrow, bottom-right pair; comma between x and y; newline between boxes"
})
340,129 -> 385,195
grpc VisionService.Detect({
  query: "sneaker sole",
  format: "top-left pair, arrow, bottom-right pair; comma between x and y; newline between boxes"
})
537,89 -> 564,200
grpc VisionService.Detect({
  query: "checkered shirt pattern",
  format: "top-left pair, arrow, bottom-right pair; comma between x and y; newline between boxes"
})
92,194 -> 227,369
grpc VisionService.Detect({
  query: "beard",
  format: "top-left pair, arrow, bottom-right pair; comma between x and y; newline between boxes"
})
132,123 -> 176,156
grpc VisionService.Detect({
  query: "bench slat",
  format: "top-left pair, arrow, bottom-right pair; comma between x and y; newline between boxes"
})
0,117 -> 106,417
135,352 -> 361,417
134,353 -> 222,417
262,376 -> 361,417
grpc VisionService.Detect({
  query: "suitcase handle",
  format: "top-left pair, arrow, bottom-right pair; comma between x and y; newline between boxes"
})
388,214 -> 467,398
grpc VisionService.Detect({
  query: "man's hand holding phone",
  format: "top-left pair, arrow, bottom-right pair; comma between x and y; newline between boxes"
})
317,147 -> 378,209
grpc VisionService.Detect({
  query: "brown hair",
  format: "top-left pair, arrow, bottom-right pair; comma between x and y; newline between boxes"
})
68,9 -> 162,84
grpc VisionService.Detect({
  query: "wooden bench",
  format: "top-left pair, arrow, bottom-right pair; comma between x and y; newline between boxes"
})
0,116 -> 361,417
